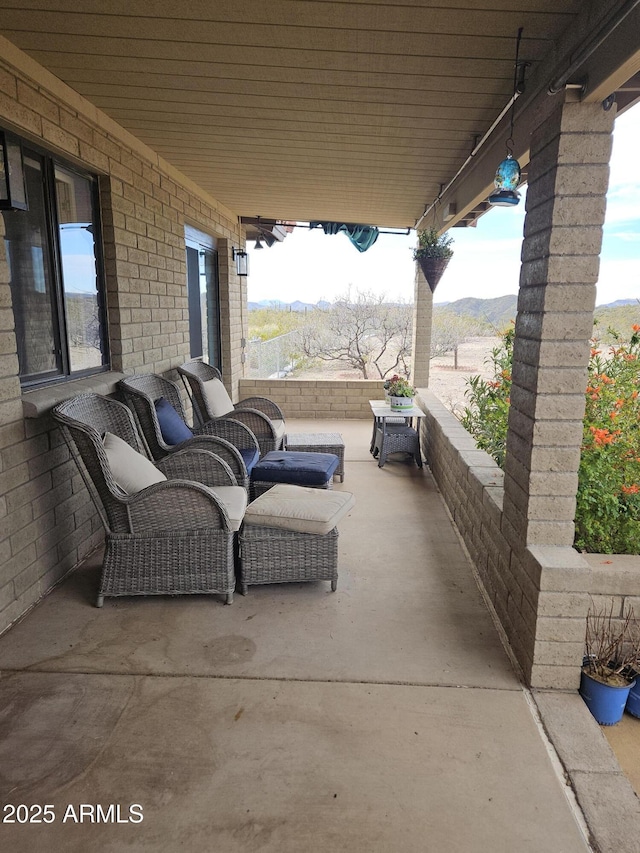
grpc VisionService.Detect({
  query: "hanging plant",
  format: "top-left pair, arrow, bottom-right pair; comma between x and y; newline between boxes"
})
412,227 -> 454,292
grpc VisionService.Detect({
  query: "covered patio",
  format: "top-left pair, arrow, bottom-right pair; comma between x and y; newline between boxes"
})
1,2 -> 640,849
1,418 -> 629,852
1,0 -> 639,683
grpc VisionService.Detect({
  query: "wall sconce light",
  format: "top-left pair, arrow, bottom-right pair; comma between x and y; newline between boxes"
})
0,130 -> 28,211
232,247 -> 249,276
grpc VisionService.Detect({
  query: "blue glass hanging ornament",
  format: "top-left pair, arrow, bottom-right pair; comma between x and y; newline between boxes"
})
489,146 -> 521,206
488,28 -> 525,208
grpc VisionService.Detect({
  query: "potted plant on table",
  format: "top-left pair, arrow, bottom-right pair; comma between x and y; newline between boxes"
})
383,374 -> 400,403
385,376 -> 416,411
580,600 -> 640,725
412,227 -> 454,292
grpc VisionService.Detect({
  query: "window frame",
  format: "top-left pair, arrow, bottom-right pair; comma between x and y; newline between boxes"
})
4,134 -> 110,389
185,225 -> 222,370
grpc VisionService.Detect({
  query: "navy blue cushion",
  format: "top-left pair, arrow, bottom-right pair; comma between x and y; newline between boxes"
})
251,451 -> 339,485
154,397 -> 193,445
239,447 -> 260,474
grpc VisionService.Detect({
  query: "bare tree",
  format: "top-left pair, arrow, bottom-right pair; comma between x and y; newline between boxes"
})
430,308 -> 480,368
300,288 -> 413,379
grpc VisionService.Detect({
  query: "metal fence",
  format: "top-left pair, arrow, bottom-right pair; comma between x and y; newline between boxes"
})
247,331 -> 299,378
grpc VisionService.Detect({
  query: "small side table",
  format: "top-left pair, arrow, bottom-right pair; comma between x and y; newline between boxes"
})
284,432 -> 345,482
369,401 -> 425,468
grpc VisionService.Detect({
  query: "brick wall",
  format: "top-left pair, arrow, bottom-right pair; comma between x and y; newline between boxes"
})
411,265 -> 432,388
0,49 -> 246,635
238,379 -> 384,419
98,155 -> 244,386
503,100 -> 614,551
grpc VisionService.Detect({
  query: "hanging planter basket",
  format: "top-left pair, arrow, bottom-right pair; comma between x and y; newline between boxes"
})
418,257 -> 451,292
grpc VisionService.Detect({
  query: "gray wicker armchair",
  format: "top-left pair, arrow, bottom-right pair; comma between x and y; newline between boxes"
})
118,373 -> 260,491
178,360 -> 286,457
53,393 -> 242,606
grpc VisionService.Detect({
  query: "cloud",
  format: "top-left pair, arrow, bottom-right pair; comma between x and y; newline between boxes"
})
596,257 -> 640,304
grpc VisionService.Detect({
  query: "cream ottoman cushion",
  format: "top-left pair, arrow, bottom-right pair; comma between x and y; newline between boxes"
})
244,483 -> 355,536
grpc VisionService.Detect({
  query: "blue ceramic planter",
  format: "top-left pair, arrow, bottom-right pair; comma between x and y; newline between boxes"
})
626,677 -> 640,718
580,669 -> 635,726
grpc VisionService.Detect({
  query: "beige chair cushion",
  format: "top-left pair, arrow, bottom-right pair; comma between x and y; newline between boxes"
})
244,483 -> 355,535
271,418 -> 286,441
206,485 -> 248,532
201,378 -> 235,417
103,432 -> 167,495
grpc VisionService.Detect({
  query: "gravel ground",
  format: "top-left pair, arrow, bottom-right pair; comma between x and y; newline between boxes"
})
429,336 -> 499,416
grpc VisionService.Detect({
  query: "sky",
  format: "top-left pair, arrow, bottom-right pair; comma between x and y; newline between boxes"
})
248,105 -> 640,308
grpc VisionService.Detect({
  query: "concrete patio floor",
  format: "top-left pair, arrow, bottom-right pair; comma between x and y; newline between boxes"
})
0,419 -> 637,852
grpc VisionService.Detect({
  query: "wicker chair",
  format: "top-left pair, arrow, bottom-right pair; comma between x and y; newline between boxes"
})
179,359 -> 222,382
178,360 -> 286,457
53,393 -> 241,606
118,373 -> 260,491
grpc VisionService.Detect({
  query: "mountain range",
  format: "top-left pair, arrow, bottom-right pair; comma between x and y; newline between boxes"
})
248,299 -> 332,312
250,295 -> 637,329
435,295 -> 638,328
435,294 -> 518,327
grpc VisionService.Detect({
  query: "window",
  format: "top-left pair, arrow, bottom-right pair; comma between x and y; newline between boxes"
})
3,138 -> 108,386
185,226 -> 221,368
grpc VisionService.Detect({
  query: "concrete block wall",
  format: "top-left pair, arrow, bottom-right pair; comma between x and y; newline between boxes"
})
238,379 -> 384,419
419,390 -> 598,689
97,150 -> 244,387
0,46 -> 247,635
419,391 -> 515,648
503,100 -> 615,551
410,264 -> 433,388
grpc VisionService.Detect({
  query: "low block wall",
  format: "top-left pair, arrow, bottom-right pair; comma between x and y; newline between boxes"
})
238,379 -> 383,419
418,389 -> 640,690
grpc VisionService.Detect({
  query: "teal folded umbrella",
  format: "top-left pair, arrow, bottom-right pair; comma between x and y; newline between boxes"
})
310,221 -> 379,252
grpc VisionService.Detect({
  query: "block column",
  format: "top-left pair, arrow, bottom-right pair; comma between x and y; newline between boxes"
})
503,97 -> 615,550
411,263 -> 433,388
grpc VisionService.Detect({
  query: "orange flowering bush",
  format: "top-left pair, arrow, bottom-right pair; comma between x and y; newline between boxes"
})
461,325 -> 640,554
576,326 -> 640,553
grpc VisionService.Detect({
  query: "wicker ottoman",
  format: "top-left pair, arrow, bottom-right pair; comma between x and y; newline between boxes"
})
284,432 -> 345,482
373,423 -> 422,468
250,450 -> 340,500
239,484 -> 356,594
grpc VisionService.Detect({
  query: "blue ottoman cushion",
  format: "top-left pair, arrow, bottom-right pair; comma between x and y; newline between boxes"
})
240,447 -> 260,474
251,451 -> 339,486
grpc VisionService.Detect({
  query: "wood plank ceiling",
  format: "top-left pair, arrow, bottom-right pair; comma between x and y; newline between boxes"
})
0,0 -> 584,227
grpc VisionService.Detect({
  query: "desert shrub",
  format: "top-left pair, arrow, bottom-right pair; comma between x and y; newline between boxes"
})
459,327 -> 513,468
460,325 -> 640,554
